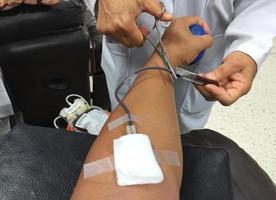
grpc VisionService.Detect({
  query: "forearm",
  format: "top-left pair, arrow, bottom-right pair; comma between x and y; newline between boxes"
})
71,52 -> 183,200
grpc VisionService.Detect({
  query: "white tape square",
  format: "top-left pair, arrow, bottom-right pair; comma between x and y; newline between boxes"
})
113,134 -> 164,186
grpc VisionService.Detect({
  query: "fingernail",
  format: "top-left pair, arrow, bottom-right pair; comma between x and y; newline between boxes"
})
205,72 -> 216,80
205,84 -> 213,89
203,23 -> 210,34
164,12 -> 173,20
197,73 -> 204,77
139,25 -> 148,36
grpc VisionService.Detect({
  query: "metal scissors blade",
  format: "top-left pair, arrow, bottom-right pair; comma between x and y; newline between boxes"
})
143,2 -> 177,80
154,17 -> 178,80
174,67 -> 219,86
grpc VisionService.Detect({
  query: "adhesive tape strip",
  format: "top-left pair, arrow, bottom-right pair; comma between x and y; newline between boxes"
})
154,149 -> 181,166
83,149 -> 180,179
83,156 -> 114,179
108,114 -> 142,131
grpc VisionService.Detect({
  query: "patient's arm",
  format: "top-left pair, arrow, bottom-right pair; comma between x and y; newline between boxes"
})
71,16 -> 212,200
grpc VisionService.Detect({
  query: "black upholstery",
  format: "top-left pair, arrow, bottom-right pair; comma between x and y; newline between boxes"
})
181,145 -> 232,200
183,130 -> 276,200
0,124 -> 275,200
0,124 -> 93,200
0,1 -> 90,127
0,2 -> 83,44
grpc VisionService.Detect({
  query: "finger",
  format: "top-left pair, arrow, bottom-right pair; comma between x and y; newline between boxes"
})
106,22 -> 143,48
183,16 -> 209,32
204,84 -> 242,106
194,84 -> 217,101
139,25 -> 149,36
205,61 -> 242,82
202,21 -> 210,34
124,22 -> 145,47
142,0 -> 173,21
181,16 -> 212,47
107,32 -> 133,48
196,34 -> 213,49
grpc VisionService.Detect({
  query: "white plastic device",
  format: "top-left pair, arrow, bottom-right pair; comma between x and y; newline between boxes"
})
75,109 -> 109,135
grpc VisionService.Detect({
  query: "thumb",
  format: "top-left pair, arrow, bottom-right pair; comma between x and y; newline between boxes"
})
205,61 -> 241,81
142,0 -> 173,21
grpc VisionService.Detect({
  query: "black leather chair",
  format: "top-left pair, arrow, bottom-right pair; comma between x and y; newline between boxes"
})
0,123 -> 275,200
0,1 -> 90,127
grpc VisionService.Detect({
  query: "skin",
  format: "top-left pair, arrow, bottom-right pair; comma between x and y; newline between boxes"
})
71,17 -> 212,200
195,51 -> 257,106
97,0 -> 258,106
161,16 -> 211,67
96,0 -> 173,47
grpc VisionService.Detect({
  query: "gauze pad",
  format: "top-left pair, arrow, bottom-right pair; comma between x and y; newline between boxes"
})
113,134 -> 164,186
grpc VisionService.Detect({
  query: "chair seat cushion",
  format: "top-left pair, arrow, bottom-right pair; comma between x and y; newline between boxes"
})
0,0 -> 83,44
0,124 -> 275,200
0,123 -> 93,200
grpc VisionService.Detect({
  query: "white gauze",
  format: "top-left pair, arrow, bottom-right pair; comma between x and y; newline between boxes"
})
113,134 -> 164,186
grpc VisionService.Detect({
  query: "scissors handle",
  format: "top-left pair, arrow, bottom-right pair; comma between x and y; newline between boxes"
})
193,75 -> 219,86
174,67 -> 219,86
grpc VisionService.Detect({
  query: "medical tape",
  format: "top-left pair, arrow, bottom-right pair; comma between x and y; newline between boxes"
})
154,149 -> 181,166
108,114 -> 142,131
83,150 -> 180,179
83,156 -> 114,179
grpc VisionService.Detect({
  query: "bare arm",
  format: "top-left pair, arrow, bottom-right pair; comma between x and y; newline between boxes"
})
71,16 -> 212,200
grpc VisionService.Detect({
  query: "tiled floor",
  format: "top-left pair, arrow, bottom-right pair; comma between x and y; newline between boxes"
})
205,38 -> 276,183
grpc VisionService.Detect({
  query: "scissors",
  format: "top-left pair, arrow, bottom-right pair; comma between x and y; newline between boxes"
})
142,3 -> 177,80
143,2 -> 219,86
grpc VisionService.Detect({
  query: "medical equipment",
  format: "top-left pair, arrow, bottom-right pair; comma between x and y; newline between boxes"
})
53,94 -> 91,129
114,134 -> 164,186
53,94 -> 109,135
145,32 -> 219,86
115,6 -> 219,128
115,67 -> 172,130
114,66 -> 219,130
175,67 -> 219,86
74,108 -> 109,135
108,114 -> 142,131
83,148 -> 181,180
143,3 -> 219,86
86,3 -> 217,186
143,3 -> 177,80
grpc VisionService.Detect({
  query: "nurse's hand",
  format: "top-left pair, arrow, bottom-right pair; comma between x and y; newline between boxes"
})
96,0 -> 173,48
195,51 -> 257,106
162,16 -> 213,67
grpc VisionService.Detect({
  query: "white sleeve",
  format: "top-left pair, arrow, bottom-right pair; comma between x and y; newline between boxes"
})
224,0 -> 276,68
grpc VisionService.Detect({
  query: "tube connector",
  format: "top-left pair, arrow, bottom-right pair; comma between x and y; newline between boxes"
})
126,124 -> 137,134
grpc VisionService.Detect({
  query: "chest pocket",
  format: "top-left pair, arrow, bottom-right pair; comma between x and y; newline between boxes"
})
203,0 -> 235,36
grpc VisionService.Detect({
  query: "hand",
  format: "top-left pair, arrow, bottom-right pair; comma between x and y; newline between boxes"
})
195,51 -> 257,106
96,0 -> 173,48
162,16 -> 213,67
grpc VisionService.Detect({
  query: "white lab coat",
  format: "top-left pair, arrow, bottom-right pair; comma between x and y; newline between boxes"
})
101,0 -> 276,134
0,67 -> 14,135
